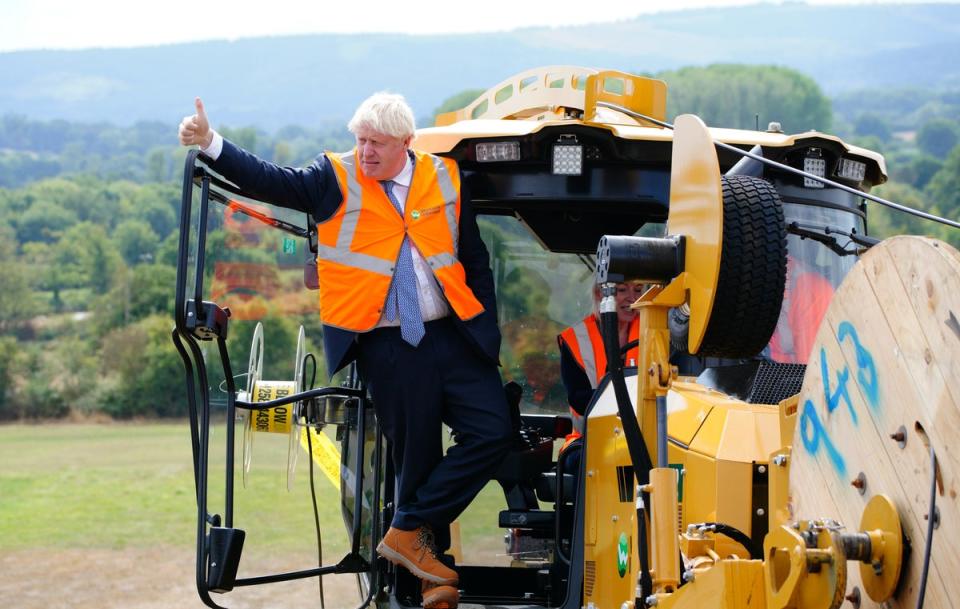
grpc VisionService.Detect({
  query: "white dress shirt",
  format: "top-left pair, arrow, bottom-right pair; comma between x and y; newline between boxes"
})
376,154 -> 451,327
199,132 -> 450,327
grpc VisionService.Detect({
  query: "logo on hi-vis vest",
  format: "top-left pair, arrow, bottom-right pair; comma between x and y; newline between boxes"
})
411,203 -> 445,221
617,532 -> 629,577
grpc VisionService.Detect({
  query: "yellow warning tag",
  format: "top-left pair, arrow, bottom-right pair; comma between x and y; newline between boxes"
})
249,381 -> 296,434
300,427 -> 341,490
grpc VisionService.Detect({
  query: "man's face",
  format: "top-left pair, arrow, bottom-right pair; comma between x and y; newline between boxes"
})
354,126 -> 412,180
615,282 -> 645,324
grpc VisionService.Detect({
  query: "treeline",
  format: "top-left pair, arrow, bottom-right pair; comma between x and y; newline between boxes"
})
650,65 -> 960,247
0,117 -> 355,189
0,177 -> 184,419
1,64 -> 958,420
0,138 -> 348,421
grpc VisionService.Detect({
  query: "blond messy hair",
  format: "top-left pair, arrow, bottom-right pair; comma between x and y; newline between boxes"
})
347,92 -> 416,140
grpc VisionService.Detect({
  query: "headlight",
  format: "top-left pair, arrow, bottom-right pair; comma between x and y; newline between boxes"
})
475,141 -> 521,162
836,157 -> 866,182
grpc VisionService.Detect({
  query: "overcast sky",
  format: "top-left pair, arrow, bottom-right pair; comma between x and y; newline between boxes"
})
1,0 -> 954,53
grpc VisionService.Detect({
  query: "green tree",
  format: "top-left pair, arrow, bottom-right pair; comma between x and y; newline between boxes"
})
220,126 -> 259,153
924,146 -> 960,248
0,342 -> 71,419
656,64 -> 832,132
854,113 -> 892,141
146,147 -> 169,182
0,226 -> 32,333
22,239 -> 80,313
0,337 -> 18,419
913,156 -> 945,190
156,232 -> 181,267
894,154 -> 944,191
52,222 -> 121,298
97,314 -> 186,418
113,219 -> 160,265
93,263 -> 176,332
916,118 -> 960,158
17,201 -> 79,243
867,182 -> 933,240
129,183 -> 179,239
227,315 -> 300,382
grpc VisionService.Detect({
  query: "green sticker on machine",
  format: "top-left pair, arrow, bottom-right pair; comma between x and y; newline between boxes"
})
282,237 -> 296,254
617,532 -> 629,577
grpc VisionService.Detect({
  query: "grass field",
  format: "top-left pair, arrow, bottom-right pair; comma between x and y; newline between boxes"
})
0,422 -> 509,608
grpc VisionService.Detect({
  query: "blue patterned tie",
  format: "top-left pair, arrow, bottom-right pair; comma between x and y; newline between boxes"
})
381,180 -> 425,347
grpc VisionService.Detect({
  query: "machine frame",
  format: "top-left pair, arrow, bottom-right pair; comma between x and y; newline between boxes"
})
172,67 -> 954,609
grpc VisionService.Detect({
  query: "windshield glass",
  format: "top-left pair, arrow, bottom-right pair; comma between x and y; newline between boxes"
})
481,215 -> 593,413
767,202 -> 864,364
481,215 -> 664,414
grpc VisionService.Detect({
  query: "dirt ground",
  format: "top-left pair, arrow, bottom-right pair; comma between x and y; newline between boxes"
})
0,547 -> 363,609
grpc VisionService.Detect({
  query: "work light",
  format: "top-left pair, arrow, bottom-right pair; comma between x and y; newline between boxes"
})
552,136 -> 583,176
803,149 -> 826,188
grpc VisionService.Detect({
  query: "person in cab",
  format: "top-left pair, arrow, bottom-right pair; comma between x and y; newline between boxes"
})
557,281 -> 644,456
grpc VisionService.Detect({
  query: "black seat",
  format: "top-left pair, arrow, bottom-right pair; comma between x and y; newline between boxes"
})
535,471 -> 577,504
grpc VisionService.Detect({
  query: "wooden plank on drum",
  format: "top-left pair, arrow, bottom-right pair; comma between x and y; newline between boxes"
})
788,236 -> 959,609
799,294 -> 948,609
823,246 -> 950,609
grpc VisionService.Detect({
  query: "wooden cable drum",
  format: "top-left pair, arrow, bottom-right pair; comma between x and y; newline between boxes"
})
789,236 -> 960,609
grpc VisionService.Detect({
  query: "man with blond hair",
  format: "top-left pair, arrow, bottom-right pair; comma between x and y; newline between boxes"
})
179,93 -> 511,608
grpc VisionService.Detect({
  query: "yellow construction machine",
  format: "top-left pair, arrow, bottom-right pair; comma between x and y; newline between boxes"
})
173,66 -> 960,609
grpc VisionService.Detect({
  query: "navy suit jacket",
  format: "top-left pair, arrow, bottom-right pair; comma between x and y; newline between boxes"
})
205,140 -> 501,376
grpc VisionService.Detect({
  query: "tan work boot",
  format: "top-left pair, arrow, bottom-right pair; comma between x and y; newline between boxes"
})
422,580 -> 459,609
377,526 -> 458,585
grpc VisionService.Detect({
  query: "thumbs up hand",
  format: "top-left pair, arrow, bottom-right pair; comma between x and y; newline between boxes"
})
178,97 -> 213,148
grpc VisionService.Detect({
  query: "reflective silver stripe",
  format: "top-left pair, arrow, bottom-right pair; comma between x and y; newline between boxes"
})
336,152 -> 364,249
431,155 -> 459,252
570,410 -> 584,433
317,244 -> 395,276
572,321 -> 599,388
320,152 -> 459,278
425,252 -> 458,270
316,152 -> 394,276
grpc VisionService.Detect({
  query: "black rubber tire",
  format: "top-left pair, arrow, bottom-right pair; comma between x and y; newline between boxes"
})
697,175 -> 787,358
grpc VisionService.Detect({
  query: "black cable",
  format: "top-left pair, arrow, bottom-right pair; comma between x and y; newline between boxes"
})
600,305 -> 655,598
916,443 -> 937,609
689,522 -> 761,560
301,352 -> 325,609
636,498 -> 652,602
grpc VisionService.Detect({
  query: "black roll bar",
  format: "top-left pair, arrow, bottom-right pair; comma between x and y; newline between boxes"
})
172,151 -> 381,609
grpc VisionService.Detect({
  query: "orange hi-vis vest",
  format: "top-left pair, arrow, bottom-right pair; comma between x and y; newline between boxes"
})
559,314 -> 640,435
318,149 -> 485,332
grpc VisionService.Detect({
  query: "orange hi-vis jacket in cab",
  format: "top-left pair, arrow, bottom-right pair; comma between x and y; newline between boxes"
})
318,149 -> 485,332
558,314 -> 640,435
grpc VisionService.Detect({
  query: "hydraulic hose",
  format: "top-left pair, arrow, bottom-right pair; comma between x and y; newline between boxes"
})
689,522 -> 761,560
916,443 -> 938,609
599,285 -> 654,598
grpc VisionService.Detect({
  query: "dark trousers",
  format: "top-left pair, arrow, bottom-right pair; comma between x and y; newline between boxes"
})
356,317 -> 512,552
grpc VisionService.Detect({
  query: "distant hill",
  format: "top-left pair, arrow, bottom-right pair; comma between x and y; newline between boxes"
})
1,2 -> 958,130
